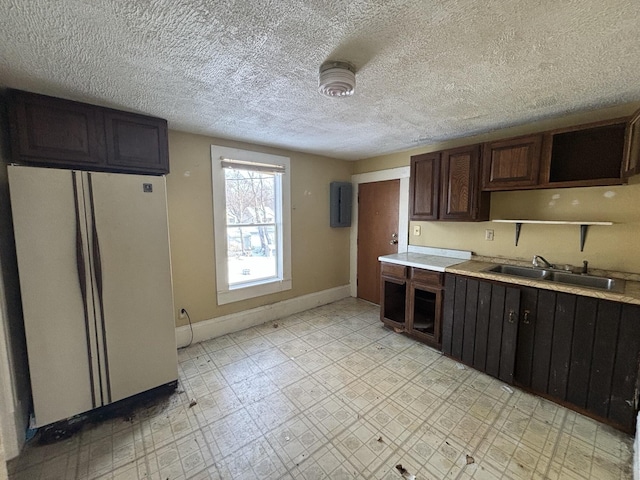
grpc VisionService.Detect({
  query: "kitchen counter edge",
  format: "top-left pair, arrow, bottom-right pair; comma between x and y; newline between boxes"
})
446,260 -> 640,306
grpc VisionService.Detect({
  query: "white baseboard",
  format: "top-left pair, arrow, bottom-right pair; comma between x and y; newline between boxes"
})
175,285 -> 351,348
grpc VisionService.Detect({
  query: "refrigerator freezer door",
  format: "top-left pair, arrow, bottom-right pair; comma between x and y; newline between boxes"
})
8,166 -> 99,426
88,172 -> 177,403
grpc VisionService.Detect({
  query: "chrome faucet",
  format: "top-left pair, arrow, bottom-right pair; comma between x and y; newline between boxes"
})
532,255 -> 554,269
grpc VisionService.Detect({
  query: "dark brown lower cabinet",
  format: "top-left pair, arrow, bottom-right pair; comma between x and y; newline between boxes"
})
380,263 -> 443,349
442,275 -> 520,384
443,273 -> 640,433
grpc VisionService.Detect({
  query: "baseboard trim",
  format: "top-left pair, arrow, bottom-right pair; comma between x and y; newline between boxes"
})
175,285 -> 351,348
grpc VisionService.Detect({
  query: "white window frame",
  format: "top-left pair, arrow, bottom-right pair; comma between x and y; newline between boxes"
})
211,145 -> 292,305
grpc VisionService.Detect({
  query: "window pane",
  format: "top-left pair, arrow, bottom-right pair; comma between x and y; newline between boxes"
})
224,168 -> 276,225
226,225 -> 277,285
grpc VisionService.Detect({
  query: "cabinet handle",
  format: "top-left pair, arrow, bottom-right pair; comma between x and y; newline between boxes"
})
390,240 -> 398,245
523,310 -> 530,324
508,310 -> 516,323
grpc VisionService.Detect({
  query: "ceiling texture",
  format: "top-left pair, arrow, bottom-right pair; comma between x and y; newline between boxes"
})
1,0 -> 639,160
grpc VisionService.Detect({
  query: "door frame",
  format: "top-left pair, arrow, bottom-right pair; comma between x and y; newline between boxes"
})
350,167 -> 410,298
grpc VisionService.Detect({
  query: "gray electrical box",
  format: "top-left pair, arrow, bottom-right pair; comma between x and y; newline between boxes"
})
330,182 -> 352,227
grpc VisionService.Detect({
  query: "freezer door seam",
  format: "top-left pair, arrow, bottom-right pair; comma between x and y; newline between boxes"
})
72,171 -> 97,409
87,173 -> 112,404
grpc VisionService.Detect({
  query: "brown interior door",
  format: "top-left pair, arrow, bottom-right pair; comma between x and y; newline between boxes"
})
357,180 -> 400,304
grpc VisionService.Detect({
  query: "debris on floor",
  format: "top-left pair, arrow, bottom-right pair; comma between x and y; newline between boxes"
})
393,327 -> 405,333
189,398 -> 198,408
395,464 -> 416,480
501,385 -> 514,394
273,322 -> 279,328
377,436 -> 384,443
466,454 -> 475,465
455,362 -> 465,370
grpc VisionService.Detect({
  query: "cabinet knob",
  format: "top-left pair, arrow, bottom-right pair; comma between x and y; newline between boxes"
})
390,240 -> 398,245
508,310 -> 516,323
523,310 -> 530,324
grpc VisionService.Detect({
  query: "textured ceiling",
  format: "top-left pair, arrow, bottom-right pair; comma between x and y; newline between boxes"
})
0,0 -> 639,160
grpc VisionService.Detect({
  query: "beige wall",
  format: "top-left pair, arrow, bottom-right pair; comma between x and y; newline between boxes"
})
167,130 -> 353,326
355,101 -> 640,274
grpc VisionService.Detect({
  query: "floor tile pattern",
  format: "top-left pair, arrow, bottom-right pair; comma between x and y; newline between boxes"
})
8,298 -> 634,479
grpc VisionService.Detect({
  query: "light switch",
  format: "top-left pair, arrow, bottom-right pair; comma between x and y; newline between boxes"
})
413,225 -> 421,236
485,229 -> 494,241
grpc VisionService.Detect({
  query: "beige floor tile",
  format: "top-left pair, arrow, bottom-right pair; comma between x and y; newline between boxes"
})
7,298 -> 635,480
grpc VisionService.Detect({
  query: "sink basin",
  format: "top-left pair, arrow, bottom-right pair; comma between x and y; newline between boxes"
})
547,271 -> 624,292
484,264 -> 625,292
486,264 -> 549,279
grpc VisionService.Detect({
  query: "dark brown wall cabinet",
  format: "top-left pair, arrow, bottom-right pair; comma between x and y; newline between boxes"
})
443,273 -> 640,433
8,89 -> 169,175
409,145 -> 489,222
481,110 -> 640,191
539,118 -> 628,188
481,135 -> 542,190
380,263 -> 444,349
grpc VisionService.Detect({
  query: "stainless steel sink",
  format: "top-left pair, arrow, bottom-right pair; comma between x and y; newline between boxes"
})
547,271 -> 624,292
486,264 -> 550,279
484,264 -> 625,292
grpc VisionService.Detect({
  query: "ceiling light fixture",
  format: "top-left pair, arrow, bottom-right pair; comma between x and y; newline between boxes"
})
318,61 -> 355,97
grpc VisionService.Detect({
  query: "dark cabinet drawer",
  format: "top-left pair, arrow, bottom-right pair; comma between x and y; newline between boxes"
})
380,263 -> 406,280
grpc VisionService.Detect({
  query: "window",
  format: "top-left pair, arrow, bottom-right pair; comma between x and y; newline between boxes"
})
211,145 -> 291,304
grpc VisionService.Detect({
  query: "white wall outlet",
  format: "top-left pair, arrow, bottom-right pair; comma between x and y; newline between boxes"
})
413,225 -> 421,236
179,308 -> 187,319
485,229 -> 494,241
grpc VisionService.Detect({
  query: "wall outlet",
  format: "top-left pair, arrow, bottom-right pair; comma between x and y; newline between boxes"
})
179,308 -> 187,319
485,229 -> 494,241
413,225 -> 421,236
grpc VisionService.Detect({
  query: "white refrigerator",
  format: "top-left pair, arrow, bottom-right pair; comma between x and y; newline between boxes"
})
8,165 -> 178,427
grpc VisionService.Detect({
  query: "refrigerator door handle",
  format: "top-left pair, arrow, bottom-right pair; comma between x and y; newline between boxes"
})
72,172 -> 97,408
87,173 -> 111,403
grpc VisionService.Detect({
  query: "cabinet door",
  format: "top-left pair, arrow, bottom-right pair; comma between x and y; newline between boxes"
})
439,145 -> 489,221
481,135 -> 542,190
409,153 -> 440,220
514,287 -> 539,387
608,303 -> 640,429
8,90 -> 105,167
103,110 -> 169,174
441,275 -> 519,384
623,107 -> 640,177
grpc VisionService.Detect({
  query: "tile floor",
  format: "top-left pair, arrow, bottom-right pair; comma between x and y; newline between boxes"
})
7,297 -> 635,479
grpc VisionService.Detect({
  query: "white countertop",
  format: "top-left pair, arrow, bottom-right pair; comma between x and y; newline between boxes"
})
378,246 -> 472,272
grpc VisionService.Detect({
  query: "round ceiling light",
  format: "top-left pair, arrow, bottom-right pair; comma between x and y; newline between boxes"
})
318,61 -> 355,97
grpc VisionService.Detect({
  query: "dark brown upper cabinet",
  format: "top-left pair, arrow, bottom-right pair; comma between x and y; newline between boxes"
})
409,152 -> 440,221
440,145 -> 489,221
103,110 -> 169,173
410,145 -> 489,222
539,117 -> 628,188
481,134 -> 542,190
623,107 -> 640,178
8,89 -> 169,175
8,90 -> 106,167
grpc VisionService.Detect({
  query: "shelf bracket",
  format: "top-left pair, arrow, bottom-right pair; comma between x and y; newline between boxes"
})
580,224 -> 588,252
514,222 -> 522,246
